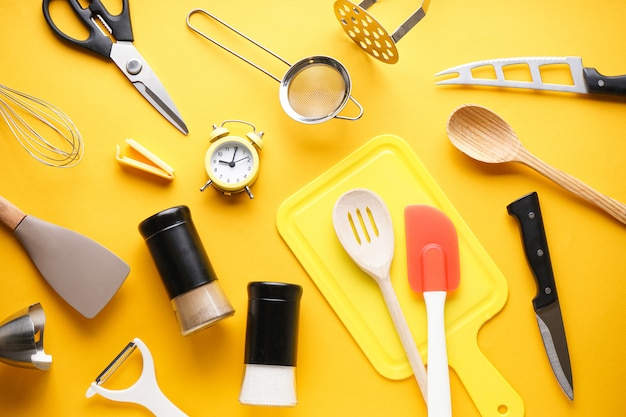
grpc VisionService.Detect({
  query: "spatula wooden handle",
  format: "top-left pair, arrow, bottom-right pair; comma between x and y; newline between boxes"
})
517,149 -> 626,224
378,278 -> 428,402
0,195 -> 27,230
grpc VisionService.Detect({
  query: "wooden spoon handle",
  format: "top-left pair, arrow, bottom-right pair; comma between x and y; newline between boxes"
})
0,195 -> 27,230
516,150 -> 626,224
378,278 -> 428,402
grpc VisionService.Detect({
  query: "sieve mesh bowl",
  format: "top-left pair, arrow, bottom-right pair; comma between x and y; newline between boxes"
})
280,56 -> 352,124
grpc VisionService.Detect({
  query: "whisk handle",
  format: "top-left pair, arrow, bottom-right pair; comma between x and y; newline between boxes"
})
0,196 -> 27,231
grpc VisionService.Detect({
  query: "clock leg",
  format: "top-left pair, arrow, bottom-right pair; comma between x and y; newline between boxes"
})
200,179 -> 213,192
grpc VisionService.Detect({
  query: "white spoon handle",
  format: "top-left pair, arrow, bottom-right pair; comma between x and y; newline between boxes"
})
517,148 -> 626,224
424,291 -> 452,417
378,278 -> 428,402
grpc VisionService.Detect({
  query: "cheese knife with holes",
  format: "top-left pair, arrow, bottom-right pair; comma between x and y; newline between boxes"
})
435,56 -> 626,97
507,192 -> 574,401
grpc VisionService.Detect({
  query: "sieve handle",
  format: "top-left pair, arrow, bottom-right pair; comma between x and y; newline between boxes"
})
186,9 -> 289,83
334,96 -> 364,121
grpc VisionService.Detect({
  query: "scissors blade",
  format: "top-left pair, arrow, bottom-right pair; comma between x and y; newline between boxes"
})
110,42 -> 188,135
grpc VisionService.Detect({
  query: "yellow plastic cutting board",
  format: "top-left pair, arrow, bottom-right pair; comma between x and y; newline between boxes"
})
277,135 -> 524,417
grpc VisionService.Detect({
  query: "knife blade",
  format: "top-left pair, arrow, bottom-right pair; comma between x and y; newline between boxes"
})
435,56 -> 626,97
507,192 -> 574,401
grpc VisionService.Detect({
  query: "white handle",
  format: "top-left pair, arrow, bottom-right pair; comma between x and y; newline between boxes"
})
424,291 -> 452,417
378,278 -> 428,402
87,382 -> 188,417
86,339 -> 188,417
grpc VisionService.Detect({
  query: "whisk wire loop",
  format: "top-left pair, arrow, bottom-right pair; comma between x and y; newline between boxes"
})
0,83 -> 84,168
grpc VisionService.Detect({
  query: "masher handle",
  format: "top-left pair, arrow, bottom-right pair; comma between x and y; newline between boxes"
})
0,196 -> 27,230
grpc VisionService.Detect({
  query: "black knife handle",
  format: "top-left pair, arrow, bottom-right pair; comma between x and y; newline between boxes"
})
507,192 -> 558,310
583,67 -> 626,96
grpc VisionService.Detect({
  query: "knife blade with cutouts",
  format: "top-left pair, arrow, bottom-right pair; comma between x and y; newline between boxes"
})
436,56 -> 626,97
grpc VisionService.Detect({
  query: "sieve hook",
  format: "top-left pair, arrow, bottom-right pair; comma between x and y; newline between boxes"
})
186,9 -> 363,124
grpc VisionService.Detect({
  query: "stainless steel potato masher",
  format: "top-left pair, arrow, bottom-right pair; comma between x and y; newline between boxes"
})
333,0 -> 430,64
187,9 -> 363,124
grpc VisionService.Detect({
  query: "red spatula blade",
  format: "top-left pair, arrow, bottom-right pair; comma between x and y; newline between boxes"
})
405,205 -> 460,293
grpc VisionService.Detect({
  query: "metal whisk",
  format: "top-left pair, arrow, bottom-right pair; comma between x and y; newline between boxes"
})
0,83 -> 83,168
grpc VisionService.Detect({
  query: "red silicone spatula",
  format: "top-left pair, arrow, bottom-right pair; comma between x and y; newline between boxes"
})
405,205 -> 460,417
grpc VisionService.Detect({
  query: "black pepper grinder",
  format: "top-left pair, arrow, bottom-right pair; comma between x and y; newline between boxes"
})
139,205 -> 235,336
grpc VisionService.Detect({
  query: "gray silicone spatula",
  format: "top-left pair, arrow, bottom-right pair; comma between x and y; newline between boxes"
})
0,195 -> 130,318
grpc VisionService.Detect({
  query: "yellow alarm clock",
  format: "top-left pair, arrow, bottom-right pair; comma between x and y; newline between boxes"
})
200,120 -> 264,199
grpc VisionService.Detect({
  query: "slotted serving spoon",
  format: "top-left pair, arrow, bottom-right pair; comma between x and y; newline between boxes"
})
447,104 -> 626,225
332,188 -> 428,402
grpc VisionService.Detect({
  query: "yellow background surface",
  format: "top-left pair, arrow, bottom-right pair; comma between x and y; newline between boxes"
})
1,1 -> 625,416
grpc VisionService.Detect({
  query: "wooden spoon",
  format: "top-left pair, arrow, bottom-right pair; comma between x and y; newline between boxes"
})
447,104 -> 626,225
332,188 -> 428,403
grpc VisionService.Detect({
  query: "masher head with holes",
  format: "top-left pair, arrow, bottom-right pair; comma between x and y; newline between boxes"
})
334,0 -> 430,64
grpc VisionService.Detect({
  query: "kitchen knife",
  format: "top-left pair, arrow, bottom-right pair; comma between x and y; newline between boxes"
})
507,192 -> 574,401
435,56 -> 626,97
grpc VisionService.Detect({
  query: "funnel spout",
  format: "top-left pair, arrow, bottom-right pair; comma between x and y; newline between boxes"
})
0,303 -> 52,370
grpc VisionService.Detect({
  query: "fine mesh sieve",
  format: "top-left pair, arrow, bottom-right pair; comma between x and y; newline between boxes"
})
187,9 -> 363,124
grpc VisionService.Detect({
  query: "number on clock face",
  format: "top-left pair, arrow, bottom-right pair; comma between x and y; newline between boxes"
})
209,142 -> 254,185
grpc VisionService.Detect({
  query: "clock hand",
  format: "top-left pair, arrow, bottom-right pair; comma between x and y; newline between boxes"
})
233,156 -> 250,164
229,146 -> 239,166
218,147 -> 239,167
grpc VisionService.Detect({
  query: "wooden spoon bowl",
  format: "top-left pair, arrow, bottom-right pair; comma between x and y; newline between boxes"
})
447,104 -> 626,225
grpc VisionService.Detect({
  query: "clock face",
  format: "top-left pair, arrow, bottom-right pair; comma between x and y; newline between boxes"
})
207,139 -> 259,191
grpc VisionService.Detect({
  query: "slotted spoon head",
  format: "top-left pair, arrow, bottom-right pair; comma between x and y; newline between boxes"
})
332,189 -> 395,281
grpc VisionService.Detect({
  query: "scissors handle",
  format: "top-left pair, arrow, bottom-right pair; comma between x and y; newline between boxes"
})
42,0 -> 133,58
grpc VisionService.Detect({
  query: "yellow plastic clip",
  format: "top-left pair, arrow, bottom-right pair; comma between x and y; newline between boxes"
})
116,139 -> 175,180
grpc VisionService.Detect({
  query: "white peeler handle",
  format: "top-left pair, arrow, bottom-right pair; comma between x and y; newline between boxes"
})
86,338 -> 188,417
424,291 -> 452,417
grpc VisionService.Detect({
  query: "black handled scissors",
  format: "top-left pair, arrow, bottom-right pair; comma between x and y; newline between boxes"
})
42,0 -> 188,135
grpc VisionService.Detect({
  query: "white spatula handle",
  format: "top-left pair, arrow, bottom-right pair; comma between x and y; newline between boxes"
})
0,195 -> 26,230
378,278 -> 428,402
424,291 -> 452,417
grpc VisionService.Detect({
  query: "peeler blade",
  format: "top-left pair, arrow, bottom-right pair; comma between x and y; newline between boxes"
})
95,341 -> 137,385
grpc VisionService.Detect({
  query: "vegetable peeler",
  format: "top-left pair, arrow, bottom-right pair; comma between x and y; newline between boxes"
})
86,338 -> 188,417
